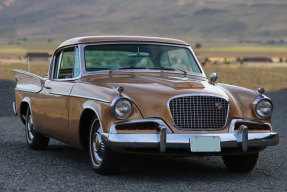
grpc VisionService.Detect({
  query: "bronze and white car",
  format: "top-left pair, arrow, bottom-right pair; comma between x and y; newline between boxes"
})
13,36 -> 279,174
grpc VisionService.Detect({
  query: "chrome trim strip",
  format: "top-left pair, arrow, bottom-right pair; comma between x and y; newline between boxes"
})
188,46 -> 206,77
167,93 -> 229,102
82,69 -> 206,79
70,94 -> 110,103
167,94 -> 230,131
49,92 -> 70,96
15,87 -> 41,93
14,69 -> 44,80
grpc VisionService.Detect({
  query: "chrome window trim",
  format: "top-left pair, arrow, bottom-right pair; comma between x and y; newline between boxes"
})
81,42 -> 206,78
51,45 -> 83,81
167,94 -> 230,131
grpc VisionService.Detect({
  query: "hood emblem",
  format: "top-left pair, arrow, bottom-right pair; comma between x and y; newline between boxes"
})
215,102 -> 223,110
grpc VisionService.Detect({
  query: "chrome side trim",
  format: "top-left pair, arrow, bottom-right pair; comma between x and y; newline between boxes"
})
14,69 -> 44,80
70,94 -> 110,103
48,92 -> 70,96
167,94 -> 230,131
15,86 -> 41,93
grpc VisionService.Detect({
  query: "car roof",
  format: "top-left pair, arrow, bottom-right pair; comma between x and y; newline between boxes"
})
58,36 -> 189,48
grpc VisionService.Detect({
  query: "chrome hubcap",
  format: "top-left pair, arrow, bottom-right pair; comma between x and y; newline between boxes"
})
91,121 -> 104,165
27,114 -> 34,141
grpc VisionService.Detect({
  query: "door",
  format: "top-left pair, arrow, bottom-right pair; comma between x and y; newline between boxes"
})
33,46 -> 80,142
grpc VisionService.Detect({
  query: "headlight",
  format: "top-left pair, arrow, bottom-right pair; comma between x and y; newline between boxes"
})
111,97 -> 133,119
254,99 -> 272,119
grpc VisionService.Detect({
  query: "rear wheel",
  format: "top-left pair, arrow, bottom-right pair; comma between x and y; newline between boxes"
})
25,108 -> 49,150
222,153 -> 259,173
88,116 -> 122,175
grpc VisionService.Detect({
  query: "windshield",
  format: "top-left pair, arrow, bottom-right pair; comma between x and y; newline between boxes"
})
84,44 -> 202,74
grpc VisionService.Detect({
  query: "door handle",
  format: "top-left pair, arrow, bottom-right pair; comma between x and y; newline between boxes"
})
44,86 -> 52,90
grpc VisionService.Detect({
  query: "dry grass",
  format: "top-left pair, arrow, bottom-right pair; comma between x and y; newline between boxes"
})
203,64 -> 287,91
0,61 -> 49,80
0,61 -> 287,91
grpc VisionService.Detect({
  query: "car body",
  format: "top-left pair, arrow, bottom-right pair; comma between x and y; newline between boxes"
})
13,36 -> 279,174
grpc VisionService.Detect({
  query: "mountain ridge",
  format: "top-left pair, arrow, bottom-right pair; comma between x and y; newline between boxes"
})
0,0 -> 286,43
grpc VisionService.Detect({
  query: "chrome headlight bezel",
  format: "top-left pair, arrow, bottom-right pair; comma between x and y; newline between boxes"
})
253,98 -> 273,120
111,96 -> 133,120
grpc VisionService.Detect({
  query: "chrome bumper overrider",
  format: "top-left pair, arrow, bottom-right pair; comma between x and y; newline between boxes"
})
101,118 -> 279,153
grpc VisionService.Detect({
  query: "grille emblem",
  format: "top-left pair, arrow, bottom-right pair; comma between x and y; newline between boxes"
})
215,102 -> 223,110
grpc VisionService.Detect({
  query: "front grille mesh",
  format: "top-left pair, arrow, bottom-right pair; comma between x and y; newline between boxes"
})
169,95 -> 229,130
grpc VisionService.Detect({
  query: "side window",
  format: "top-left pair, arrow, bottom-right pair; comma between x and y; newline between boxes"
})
53,47 -> 80,79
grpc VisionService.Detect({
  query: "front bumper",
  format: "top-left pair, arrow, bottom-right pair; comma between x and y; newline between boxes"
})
101,118 -> 279,153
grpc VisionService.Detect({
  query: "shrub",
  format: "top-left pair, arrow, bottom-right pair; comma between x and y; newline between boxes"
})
195,43 -> 202,49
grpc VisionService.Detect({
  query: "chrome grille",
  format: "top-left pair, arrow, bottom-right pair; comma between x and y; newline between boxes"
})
169,95 -> 229,130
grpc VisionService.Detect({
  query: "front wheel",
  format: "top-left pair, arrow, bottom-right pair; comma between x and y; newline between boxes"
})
88,116 -> 123,175
25,108 -> 49,150
222,153 -> 259,173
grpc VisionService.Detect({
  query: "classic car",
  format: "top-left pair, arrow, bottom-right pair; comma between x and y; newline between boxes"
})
13,36 -> 279,174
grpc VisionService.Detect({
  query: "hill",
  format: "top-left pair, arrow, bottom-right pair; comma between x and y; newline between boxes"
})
0,0 -> 287,43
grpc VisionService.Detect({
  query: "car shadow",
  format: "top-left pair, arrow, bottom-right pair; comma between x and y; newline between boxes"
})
42,143 -> 252,180
1,139 -> 271,185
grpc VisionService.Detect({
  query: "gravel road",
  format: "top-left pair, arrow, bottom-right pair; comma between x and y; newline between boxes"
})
0,80 -> 286,191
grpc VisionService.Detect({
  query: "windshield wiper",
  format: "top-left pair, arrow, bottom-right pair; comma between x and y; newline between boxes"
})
109,66 -> 147,74
149,67 -> 187,75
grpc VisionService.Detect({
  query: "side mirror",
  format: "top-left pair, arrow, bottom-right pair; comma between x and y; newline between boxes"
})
209,72 -> 218,85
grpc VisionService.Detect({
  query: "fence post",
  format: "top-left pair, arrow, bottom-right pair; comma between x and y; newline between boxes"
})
28,57 -> 30,72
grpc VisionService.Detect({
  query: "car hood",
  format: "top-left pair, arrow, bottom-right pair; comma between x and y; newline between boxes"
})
79,72 -> 262,128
